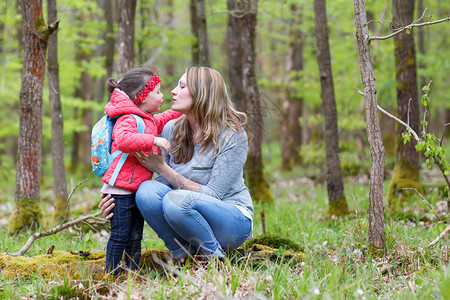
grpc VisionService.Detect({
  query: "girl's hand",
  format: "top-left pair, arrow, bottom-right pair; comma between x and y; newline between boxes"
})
99,194 -> 115,220
153,137 -> 171,153
135,149 -> 166,173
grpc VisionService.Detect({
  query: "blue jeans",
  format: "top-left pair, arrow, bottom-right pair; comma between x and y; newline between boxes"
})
105,193 -> 144,275
136,180 -> 252,259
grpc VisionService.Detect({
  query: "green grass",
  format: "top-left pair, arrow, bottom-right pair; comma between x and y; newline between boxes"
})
1,162 -> 450,299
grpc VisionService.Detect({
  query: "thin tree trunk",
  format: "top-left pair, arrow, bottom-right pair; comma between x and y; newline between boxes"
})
314,0 -> 348,216
281,4 -> 303,171
96,0 -> 115,108
353,0 -> 385,249
227,0 -> 273,203
47,0 -> 68,223
165,0 -> 175,77
10,0 -> 57,234
386,0 -> 422,208
71,13 -> 94,171
117,0 -> 137,76
190,0 -> 210,66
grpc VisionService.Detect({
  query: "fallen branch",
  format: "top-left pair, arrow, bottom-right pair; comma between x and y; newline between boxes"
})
5,211 -> 103,256
428,224 -> 450,247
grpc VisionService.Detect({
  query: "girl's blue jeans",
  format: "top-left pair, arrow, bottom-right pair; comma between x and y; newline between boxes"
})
105,193 -> 144,275
136,180 -> 252,259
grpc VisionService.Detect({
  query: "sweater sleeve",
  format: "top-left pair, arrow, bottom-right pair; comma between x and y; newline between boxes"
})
198,131 -> 248,199
153,109 -> 182,134
113,115 -> 155,153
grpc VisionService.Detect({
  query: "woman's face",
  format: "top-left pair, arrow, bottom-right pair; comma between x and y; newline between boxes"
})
171,73 -> 192,114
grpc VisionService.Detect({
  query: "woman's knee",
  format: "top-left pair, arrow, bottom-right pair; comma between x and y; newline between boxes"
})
136,181 -> 169,207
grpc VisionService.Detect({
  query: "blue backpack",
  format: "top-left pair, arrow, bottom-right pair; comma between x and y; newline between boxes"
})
91,114 -> 145,186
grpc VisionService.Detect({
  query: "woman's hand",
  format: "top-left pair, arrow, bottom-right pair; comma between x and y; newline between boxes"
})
99,194 -> 115,220
135,149 -> 166,173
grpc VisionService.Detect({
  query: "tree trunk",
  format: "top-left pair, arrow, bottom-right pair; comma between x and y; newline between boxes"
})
10,0 -> 57,234
281,4 -> 303,171
386,0 -> 422,209
71,13 -> 95,172
47,0 -> 68,223
227,0 -> 273,203
190,0 -> 210,66
96,0 -> 115,108
314,0 -> 348,216
117,0 -> 137,76
165,0 -> 175,77
353,0 -> 385,249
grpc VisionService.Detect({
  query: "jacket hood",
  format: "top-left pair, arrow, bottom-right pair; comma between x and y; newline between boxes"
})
104,89 -> 150,119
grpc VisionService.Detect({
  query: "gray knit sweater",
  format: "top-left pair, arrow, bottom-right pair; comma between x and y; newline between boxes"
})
155,119 -> 253,220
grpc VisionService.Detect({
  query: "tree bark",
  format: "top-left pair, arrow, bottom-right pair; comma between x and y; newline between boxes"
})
386,0 -> 422,208
10,0 -> 57,234
314,0 -> 348,216
47,0 -> 68,223
281,4 -> 303,171
71,12 -> 95,171
227,0 -> 273,203
190,0 -> 210,66
353,0 -> 385,248
96,0 -> 115,108
117,0 -> 137,76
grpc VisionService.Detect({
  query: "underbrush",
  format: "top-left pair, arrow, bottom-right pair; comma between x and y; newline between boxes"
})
1,167 -> 450,299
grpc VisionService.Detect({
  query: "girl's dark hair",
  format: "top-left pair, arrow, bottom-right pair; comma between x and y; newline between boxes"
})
106,68 -> 154,100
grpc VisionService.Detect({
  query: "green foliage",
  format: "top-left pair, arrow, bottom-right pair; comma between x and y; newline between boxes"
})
402,83 -> 450,176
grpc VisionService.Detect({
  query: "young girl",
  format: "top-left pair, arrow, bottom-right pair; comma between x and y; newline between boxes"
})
102,68 -> 181,275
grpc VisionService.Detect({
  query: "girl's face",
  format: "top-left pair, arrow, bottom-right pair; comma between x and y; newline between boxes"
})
141,83 -> 163,113
171,73 -> 192,114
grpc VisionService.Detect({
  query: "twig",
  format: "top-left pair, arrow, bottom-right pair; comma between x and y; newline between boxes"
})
0,280 -> 19,289
4,212 -> 102,256
261,209 -> 266,234
59,178 -> 89,225
369,16 -> 450,41
440,123 -> 450,147
377,104 -> 450,187
428,224 -> 450,247
402,188 -> 442,221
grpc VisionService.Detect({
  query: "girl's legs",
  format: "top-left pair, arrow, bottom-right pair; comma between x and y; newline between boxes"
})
162,190 -> 252,258
136,180 -> 193,259
124,203 -> 144,270
105,194 -> 143,275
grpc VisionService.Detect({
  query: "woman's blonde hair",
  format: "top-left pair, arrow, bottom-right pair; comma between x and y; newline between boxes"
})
172,66 -> 247,164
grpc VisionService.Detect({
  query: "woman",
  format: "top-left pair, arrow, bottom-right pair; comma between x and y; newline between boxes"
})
100,66 -> 253,261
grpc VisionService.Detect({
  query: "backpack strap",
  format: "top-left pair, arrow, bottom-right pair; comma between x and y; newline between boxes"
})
108,114 -> 146,186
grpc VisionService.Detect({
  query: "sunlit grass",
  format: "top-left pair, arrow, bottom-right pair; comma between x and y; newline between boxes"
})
1,147 -> 450,298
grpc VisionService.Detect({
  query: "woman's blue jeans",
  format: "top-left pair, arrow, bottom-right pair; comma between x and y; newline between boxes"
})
136,180 -> 252,259
105,193 -> 144,275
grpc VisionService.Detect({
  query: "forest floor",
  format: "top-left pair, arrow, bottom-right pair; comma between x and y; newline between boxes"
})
0,165 -> 450,299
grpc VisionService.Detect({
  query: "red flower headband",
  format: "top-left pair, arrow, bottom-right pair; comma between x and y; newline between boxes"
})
133,74 -> 161,105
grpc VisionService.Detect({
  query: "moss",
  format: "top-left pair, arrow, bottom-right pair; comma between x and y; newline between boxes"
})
386,159 -> 423,210
52,196 -> 69,225
242,233 -> 302,252
8,198 -> 45,235
0,251 -> 106,280
244,157 -> 274,203
327,195 -> 349,217
240,233 -> 303,264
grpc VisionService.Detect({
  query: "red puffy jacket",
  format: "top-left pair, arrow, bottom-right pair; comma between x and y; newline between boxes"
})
102,89 -> 181,192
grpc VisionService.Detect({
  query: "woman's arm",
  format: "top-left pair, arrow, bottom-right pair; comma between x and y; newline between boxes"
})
134,150 -> 201,192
